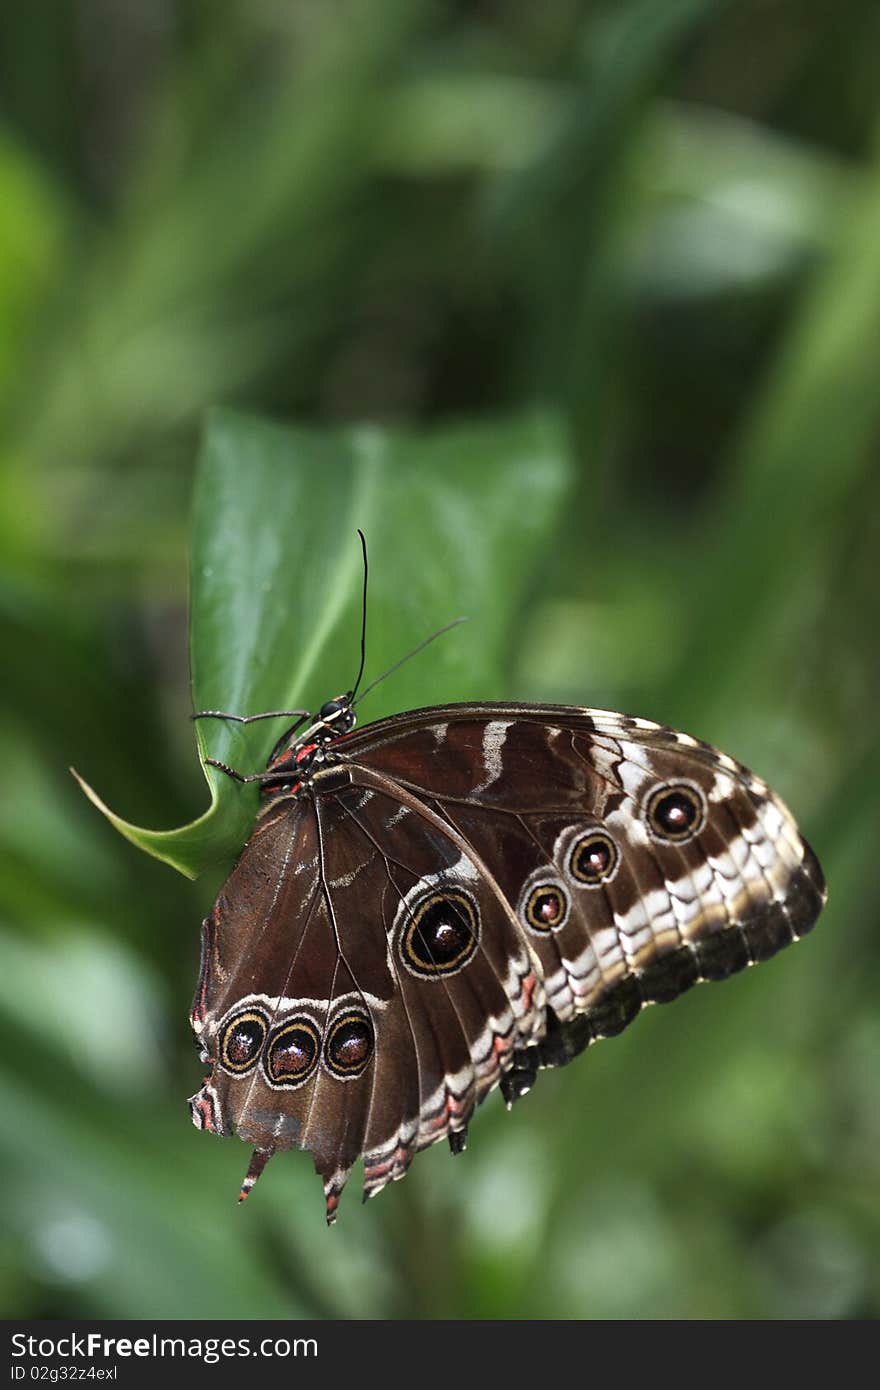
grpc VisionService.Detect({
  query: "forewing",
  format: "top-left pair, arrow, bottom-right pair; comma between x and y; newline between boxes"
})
336,703 -> 826,1081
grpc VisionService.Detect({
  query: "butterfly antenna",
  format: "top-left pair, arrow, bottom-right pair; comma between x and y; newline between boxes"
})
352,616 -> 468,709
349,529 -> 369,701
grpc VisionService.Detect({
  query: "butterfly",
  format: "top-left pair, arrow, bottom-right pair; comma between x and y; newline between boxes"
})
188,554 -> 826,1224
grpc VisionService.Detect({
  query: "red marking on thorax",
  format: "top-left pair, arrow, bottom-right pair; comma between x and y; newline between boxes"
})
261,742 -> 317,795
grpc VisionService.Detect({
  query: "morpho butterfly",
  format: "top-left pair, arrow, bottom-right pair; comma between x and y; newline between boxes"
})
188,537 -> 826,1223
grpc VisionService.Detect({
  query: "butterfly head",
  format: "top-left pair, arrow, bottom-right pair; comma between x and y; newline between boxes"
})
317,694 -> 356,737
254,695 -> 357,796
279,693 -> 356,763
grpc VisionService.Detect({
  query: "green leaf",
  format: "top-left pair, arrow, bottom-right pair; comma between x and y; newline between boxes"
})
76,408 -> 573,877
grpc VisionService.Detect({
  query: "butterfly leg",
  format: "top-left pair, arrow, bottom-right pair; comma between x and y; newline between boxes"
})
192,709 -> 310,725
204,757 -> 300,786
203,758 -> 268,784
194,712 -> 313,767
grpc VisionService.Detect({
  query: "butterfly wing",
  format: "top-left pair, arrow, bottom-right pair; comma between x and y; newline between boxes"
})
335,703 -> 826,1084
191,701 -> 825,1220
189,763 -> 545,1220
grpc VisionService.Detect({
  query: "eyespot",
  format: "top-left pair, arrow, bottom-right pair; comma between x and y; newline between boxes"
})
645,782 -> 706,842
569,831 -> 619,885
220,1009 -> 267,1075
524,883 -> 569,933
264,1016 -> 320,1089
324,1009 -> 374,1080
401,890 -> 480,978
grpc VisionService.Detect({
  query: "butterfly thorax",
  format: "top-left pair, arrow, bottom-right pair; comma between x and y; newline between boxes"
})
259,695 -> 356,800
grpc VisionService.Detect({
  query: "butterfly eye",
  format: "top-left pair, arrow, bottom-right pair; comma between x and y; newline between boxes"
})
646,783 -> 706,842
569,832 -> 619,885
524,883 -> 569,933
402,890 -> 480,978
264,1017 -> 320,1088
319,697 -> 356,734
220,1010 -> 267,1074
324,1011 -> 374,1079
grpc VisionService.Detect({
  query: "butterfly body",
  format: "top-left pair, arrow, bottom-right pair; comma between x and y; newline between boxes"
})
189,701 -> 826,1222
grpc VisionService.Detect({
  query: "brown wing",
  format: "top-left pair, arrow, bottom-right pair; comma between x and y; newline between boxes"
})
190,701 -> 825,1222
188,770 -> 544,1221
333,703 -> 826,1090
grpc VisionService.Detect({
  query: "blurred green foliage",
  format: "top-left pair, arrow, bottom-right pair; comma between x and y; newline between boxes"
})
1,0 -> 877,1320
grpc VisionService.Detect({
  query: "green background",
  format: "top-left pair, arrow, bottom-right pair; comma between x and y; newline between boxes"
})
1,0 -> 877,1320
